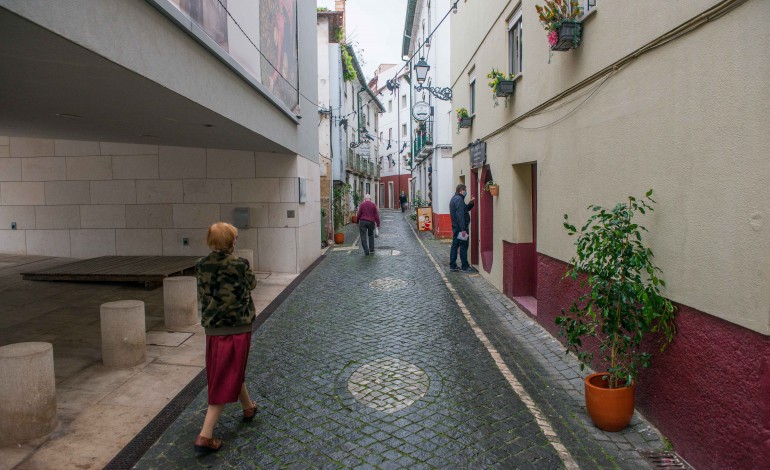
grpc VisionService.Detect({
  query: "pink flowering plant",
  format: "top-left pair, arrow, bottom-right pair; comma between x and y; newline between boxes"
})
535,0 -> 583,46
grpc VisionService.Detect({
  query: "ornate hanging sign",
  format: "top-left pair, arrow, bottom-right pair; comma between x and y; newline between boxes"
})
469,140 -> 486,169
411,101 -> 431,122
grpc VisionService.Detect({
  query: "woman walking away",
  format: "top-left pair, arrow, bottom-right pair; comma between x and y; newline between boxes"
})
194,222 -> 258,454
357,194 -> 380,256
399,191 -> 408,212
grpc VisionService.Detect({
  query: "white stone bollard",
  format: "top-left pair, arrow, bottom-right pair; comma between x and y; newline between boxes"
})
100,300 -> 146,368
0,342 -> 57,445
233,249 -> 254,269
163,276 -> 198,329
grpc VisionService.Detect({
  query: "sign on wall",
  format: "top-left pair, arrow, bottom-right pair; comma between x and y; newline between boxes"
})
469,140 -> 486,169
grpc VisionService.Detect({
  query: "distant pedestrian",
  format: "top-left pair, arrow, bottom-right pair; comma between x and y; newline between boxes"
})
399,191 -> 408,212
449,184 -> 475,273
194,222 -> 259,454
357,194 -> 381,256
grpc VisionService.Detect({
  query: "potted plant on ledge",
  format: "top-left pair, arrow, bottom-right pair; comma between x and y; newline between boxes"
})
536,0 -> 583,51
487,69 -> 516,106
557,190 -> 676,432
456,108 -> 473,131
484,180 -> 499,197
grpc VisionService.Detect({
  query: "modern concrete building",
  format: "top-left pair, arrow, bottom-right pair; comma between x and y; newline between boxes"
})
0,0 -> 321,274
373,65 -> 411,210
450,0 -> 769,468
403,0 -> 454,237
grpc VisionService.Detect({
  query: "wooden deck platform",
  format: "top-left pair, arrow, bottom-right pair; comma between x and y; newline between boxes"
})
21,256 -> 200,286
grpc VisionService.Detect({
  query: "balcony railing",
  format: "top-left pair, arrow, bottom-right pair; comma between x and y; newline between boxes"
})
345,151 -> 379,179
413,132 -> 433,158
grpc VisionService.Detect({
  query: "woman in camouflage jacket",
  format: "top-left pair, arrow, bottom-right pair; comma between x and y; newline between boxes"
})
194,222 -> 258,454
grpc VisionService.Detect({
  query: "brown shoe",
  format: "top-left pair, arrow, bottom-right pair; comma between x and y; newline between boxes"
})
243,400 -> 259,422
194,434 -> 222,454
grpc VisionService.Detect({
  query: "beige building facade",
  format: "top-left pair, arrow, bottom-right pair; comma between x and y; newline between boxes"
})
451,1 -> 769,468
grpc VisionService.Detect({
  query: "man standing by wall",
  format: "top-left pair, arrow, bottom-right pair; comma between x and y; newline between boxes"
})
449,184 -> 475,272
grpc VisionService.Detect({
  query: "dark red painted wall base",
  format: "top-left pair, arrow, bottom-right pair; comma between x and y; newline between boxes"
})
503,241 -> 536,298
534,253 -> 770,469
379,175 -> 411,209
433,213 -> 452,239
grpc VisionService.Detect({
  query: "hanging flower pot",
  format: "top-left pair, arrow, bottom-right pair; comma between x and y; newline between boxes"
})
584,373 -> 635,432
551,21 -> 582,51
494,80 -> 515,97
458,117 -> 473,128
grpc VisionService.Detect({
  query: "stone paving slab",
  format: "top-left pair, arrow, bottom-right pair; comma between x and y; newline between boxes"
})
133,211 -> 665,469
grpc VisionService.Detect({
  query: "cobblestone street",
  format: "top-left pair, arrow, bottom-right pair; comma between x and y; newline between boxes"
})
134,210 -> 666,469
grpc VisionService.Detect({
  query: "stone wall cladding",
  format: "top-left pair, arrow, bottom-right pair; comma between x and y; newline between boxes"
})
0,136 -> 320,272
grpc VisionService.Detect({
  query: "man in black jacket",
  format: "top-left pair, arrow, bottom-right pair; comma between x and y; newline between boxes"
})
449,184 -> 475,272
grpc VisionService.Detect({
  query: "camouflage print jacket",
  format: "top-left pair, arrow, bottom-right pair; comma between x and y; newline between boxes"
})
196,251 -> 256,336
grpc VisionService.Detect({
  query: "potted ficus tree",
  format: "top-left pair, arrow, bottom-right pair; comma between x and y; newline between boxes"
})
351,188 -> 362,223
456,108 -> 473,130
484,180 -> 499,197
332,183 -> 349,244
535,0 -> 584,51
557,190 -> 677,432
487,69 -> 516,106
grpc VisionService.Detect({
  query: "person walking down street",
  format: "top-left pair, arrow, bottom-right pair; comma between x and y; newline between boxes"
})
399,191 -> 408,212
449,184 -> 475,273
193,222 -> 259,454
357,194 -> 381,256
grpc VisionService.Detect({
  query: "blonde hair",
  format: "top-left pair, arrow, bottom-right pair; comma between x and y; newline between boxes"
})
206,222 -> 238,252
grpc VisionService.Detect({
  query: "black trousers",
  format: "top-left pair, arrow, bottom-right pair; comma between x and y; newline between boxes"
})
359,220 -> 375,254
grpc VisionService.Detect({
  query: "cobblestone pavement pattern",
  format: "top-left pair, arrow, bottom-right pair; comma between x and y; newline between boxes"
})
135,211 -> 665,469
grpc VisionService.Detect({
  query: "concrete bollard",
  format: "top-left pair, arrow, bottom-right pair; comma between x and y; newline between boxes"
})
0,342 -> 57,445
233,249 -> 254,269
163,276 -> 198,329
100,300 -> 146,368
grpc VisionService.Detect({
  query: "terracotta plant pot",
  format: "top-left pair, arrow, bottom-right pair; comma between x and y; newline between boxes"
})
584,373 -> 635,432
488,185 -> 499,197
352,215 -> 358,223
334,232 -> 344,244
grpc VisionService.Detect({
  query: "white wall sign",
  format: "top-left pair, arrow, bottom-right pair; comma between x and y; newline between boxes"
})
412,101 -> 431,121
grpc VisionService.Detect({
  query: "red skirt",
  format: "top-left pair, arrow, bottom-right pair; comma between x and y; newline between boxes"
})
205,332 -> 252,405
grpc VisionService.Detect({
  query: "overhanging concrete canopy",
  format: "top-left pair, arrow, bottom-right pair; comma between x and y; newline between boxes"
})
0,7 -> 291,152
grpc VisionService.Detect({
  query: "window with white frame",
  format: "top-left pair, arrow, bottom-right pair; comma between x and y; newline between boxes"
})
581,0 -> 596,15
402,124 -> 407,137
401,94 -> 407,108
388,100 -> 392,112
469,77 -> 476,115
508,8 -> 523,77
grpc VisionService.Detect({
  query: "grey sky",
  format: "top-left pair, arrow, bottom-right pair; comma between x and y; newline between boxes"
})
317,0 -> 408,80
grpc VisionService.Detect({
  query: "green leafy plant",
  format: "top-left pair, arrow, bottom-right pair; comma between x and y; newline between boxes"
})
487,68 -> 515,106
484,180 -> 498,191
556,190 -> 677,389
456,108 -> 469,119
535,0 -> 583,47
332,183 -> 350,231
351,187 -> 362,211
341,46 -> 357,82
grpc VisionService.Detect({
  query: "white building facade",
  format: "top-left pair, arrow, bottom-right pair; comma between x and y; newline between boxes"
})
373,65 -> 412,210
404,0 -> 454,237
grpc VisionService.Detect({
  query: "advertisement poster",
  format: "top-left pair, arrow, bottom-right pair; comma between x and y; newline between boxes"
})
260,0 -> 299,112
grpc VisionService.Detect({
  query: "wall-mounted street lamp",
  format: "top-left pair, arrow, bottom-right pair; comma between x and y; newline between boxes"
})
413,57 -> 452,101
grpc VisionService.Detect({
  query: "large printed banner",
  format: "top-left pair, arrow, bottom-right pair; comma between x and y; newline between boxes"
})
170,0 -> 299,112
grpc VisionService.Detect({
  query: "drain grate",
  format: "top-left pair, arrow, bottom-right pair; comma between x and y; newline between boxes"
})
639,451 -> 693,469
